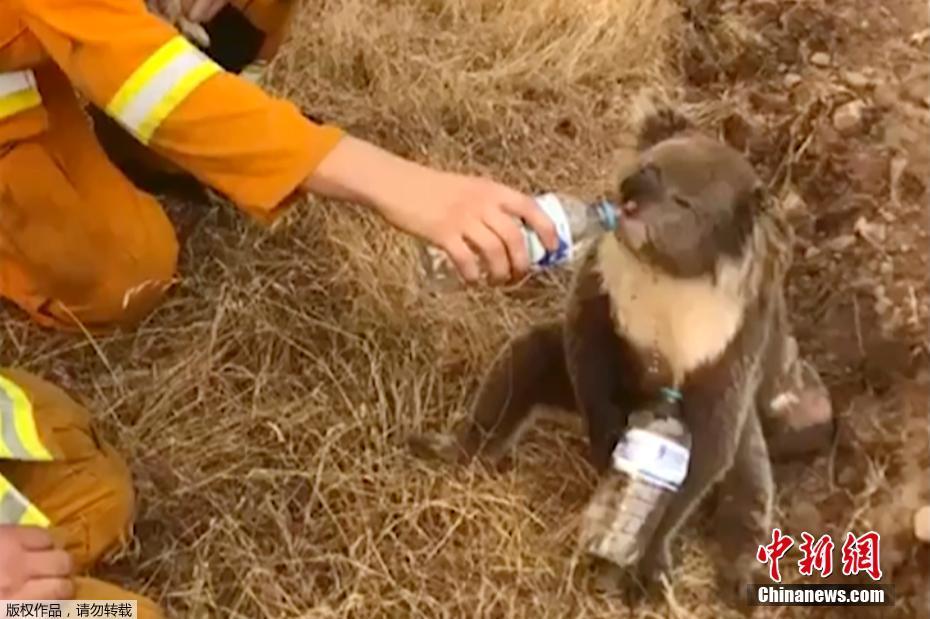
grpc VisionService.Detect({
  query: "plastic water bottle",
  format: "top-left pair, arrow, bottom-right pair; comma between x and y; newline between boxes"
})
419,192 -> 618,291
580,388 -> 692,568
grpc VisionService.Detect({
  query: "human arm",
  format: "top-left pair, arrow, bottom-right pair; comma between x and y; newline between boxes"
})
301,136 -> 558,283
15,0 -> 557,283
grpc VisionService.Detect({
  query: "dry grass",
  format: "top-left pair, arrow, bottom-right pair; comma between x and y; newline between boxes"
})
2,0 -> 927,617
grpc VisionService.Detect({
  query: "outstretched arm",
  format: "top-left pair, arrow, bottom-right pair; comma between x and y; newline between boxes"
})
301,136 -> 559,284
14,0 -> 557,284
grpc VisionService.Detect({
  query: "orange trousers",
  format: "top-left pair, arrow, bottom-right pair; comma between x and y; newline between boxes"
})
0,0 -> 298,333
0,368 -> 163,617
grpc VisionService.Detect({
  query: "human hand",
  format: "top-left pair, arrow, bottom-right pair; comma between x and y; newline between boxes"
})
304,137 -> 559,285
181,0 -> 230,22
0,526 -> 74,600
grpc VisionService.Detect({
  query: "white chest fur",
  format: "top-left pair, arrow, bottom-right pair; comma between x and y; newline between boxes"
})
593,235 -> 747,385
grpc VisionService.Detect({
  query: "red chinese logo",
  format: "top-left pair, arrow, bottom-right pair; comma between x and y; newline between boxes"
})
756,527 -> 795,582
841,531 -> 883,581
798,532 -> 835,578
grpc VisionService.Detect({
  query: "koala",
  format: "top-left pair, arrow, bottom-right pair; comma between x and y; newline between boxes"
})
407,103 -> 835,599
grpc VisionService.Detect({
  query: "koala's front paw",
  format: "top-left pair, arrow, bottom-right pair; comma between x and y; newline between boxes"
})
405,432 -> 469,464
716,556 -> 765,611
637,542 -> 673,590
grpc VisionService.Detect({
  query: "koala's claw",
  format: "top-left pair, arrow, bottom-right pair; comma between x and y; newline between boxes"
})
405,432 -> 466,464
178,19 -> 211,48
146,0 -> 212,48
637,544 -> 673,588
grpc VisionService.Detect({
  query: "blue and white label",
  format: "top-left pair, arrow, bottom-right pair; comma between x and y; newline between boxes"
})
526,193 -> 573,268
611,428 -> 691,492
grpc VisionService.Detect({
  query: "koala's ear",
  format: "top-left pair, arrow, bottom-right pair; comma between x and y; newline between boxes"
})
751,184 -> 770,212
741,183 -> 769,215
732,183 -> 766,235
630,92 -> 694,151
637,108 -> 693,151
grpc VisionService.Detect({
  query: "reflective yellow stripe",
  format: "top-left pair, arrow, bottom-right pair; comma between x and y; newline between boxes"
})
0,474 -> 50,528
0,70 -> 42,119
0,375 -> 53,461
20,502 -> 51,527
105,35 -> 222,144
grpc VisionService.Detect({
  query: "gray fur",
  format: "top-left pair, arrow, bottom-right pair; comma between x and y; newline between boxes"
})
406,105 -> 834,604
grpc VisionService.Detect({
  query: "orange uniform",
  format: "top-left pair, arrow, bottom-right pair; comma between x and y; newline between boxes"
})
0,368 -> 164,616
1,0 -> 344,332
1,2 -> 339,613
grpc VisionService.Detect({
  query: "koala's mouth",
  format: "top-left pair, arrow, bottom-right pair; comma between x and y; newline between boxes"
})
615,200 -> 651,251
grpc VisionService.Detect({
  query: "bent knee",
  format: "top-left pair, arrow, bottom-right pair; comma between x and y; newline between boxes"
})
55,441 -> 137,570
0,369 -> 137,566
89,200 -> 179,326
87,442 -> 137,561
45,208 -> 179,330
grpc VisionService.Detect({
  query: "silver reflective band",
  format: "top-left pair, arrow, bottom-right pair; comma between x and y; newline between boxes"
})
0,68 -> 42,119
117,49 -> 207,131
0,485 -> 27,524
0,387 -> 30,459
0,69 -> 37,97
106,36 -> 221,144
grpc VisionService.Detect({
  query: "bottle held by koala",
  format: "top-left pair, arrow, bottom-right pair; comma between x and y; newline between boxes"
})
419,192 -> 618,291
580,390 -> 691,568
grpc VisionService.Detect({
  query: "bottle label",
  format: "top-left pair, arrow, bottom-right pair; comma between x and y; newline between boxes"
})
611,428 -> 691,492
527,193 -> 572,267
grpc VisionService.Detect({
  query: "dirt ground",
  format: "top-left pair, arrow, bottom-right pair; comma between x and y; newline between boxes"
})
1,0 -> 928,617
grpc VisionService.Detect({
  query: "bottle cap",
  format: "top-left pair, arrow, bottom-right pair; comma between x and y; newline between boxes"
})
595,199 -> 619,231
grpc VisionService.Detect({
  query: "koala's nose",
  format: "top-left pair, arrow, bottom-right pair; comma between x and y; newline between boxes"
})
621,201 -> 639,216
619,164 -> 662,203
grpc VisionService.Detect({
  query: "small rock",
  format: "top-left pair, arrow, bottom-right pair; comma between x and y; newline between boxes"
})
784,72 -> 803,88
881,260 -> 894,276
914,506 -> 930,543
791,501 -> 823,532
833,100 -> 867,136
911,28 -> 930,46
849,152 -> 888,188
855,216 -> 887,245
837,466 -> 858,487
875,296 -> 893,316
842,70 -> 872,89
885,308 -> 905,333
874,84 -> 898,108
873,284 -> 892,316
902,77 -> 930,108
721,112 -> 756,151
811,52 -> 831,67
825,234 -> 857,252
805,246 -> 822,260
781,189 -> 806,215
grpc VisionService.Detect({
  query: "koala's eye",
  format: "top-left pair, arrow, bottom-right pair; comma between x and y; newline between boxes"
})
673,195 -> 692,209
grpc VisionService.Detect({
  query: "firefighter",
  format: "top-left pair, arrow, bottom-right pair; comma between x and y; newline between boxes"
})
0,368 -> 163,614
1,0 -> 559,333
1,0 -> 558,615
